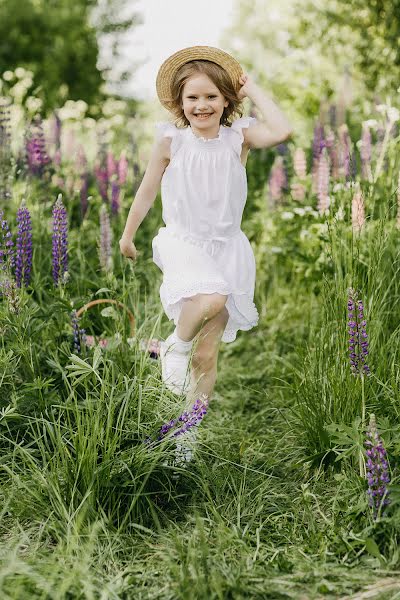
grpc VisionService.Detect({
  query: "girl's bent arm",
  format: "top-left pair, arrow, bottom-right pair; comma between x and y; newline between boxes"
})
120,137 -> 170,241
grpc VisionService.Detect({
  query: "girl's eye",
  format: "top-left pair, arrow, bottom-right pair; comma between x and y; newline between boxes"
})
188,96 -> 216,99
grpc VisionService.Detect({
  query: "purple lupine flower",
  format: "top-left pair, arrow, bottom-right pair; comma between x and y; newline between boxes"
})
118,151 -> 128,186
347,287 -> 370,377
111,180 -> 120,215
360,123 -> 372,180
0,209 -> 19,312
15,202 -> 33,287
325,131 -> 340,180
70,309 -> 86,354
317,147 -> 330,215
348,150 -> 358,182
365,413 -> 391,519
25,116 -> 51,177
98,204 -> 112,272
0,208 -> 15,271
329,104 -> 337,130
157,393 -> 209,441
52,194 -> 68,285
94,164 -> 109,203
0,98 -> 12,202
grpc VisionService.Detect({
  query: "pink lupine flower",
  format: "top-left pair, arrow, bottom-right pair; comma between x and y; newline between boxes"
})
118,151 -> 128,185
351,185 -> 366,233
106,151 -> 117,179
338,124 -> 351,179
293,148 -> 307,179
75,145 -> 87,174
268,156 -> 286,203
360,123 -> 372,180
317,148 -> 330,215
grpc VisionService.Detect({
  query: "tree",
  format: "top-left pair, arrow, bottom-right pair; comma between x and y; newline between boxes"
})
0,0 -> 142,112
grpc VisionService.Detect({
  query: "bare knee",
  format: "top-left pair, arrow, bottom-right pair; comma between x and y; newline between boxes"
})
194,293 -> 228,321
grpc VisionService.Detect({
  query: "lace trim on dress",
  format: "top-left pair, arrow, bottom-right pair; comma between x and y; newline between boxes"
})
188,125 -> 223,143
160,282 -> 260,343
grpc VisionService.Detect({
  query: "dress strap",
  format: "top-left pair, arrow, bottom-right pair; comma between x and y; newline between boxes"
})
229,116 -> 258,156
155,121 -> 182,158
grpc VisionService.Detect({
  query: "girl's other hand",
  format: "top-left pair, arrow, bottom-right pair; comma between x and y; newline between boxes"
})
119,237 -> 138,262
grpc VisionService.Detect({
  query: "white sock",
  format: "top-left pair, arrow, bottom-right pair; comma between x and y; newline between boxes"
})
169,328 -> 194,353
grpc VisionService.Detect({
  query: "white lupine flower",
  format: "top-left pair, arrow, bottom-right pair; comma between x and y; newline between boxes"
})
281,211 -> 294,220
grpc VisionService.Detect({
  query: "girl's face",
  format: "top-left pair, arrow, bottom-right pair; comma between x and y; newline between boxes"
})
181,73 -> 229,132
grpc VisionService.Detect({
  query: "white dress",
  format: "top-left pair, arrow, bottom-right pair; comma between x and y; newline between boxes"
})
152,116 -> 259,343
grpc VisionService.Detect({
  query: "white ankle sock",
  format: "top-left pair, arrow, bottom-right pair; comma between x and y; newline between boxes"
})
169,328 -> 194,352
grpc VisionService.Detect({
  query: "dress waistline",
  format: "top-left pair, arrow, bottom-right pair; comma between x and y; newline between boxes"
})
163,224 -> 242,257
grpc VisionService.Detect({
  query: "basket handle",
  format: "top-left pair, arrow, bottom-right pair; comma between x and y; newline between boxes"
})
76,299 -> 135,337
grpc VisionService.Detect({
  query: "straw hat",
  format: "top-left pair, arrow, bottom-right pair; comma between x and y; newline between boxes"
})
156,46 -> 243,110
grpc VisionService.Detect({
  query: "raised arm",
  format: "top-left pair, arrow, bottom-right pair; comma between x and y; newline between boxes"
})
237,73 -> 293,149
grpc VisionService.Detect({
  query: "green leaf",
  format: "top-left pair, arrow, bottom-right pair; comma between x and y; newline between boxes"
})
365,537 -> 383,560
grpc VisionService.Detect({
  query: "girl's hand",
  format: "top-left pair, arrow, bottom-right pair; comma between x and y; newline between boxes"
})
237,72 -> 255,101
119,237 -> 138,262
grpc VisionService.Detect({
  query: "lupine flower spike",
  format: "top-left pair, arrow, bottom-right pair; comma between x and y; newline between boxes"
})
98,204 -> 112,272
0,209 -> 19,312
351,184 -> 366,233
347,288 -> 370,377
158,393 -> 209,441
70,309 -> 86,354
15,202 -> 33,287
52,194 -> 68,285
0,98 -> 12,201
317,147 -> 330,215
365,413 -> 391,520
268,157 -> 286,205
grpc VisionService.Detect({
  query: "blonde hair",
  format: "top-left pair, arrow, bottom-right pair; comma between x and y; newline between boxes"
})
166,60 -> 244,128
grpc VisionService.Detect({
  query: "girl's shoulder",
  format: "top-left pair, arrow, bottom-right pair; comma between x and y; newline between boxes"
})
154,121 -> 185,160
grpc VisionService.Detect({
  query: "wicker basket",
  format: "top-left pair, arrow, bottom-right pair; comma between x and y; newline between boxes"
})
76,299 -> 135,348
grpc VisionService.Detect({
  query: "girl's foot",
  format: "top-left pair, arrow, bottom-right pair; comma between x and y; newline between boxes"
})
159,333 -> 192,395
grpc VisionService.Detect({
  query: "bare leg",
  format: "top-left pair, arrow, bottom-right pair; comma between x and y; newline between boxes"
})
185,305 -> 229,404
176,293 -> 228,342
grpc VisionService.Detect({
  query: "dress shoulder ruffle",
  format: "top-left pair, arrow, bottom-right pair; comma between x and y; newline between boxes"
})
229,116 -> 258,156
155,121 -> 182,157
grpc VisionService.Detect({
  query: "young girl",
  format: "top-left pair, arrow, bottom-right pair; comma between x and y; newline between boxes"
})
119,45 -> 293,408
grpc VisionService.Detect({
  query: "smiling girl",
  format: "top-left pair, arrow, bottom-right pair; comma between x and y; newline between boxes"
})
119,46 -> 293,409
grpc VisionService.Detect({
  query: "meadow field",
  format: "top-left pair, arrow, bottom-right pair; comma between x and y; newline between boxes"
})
0,73 -> 400,599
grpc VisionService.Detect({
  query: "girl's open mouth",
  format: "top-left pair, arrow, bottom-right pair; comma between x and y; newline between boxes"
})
195,114 -> 212,119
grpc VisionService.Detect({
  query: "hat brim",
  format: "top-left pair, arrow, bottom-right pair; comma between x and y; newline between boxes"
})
156,46 -> 243,110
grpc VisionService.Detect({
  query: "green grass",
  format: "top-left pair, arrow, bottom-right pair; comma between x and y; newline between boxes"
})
1,131 -> 400,599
